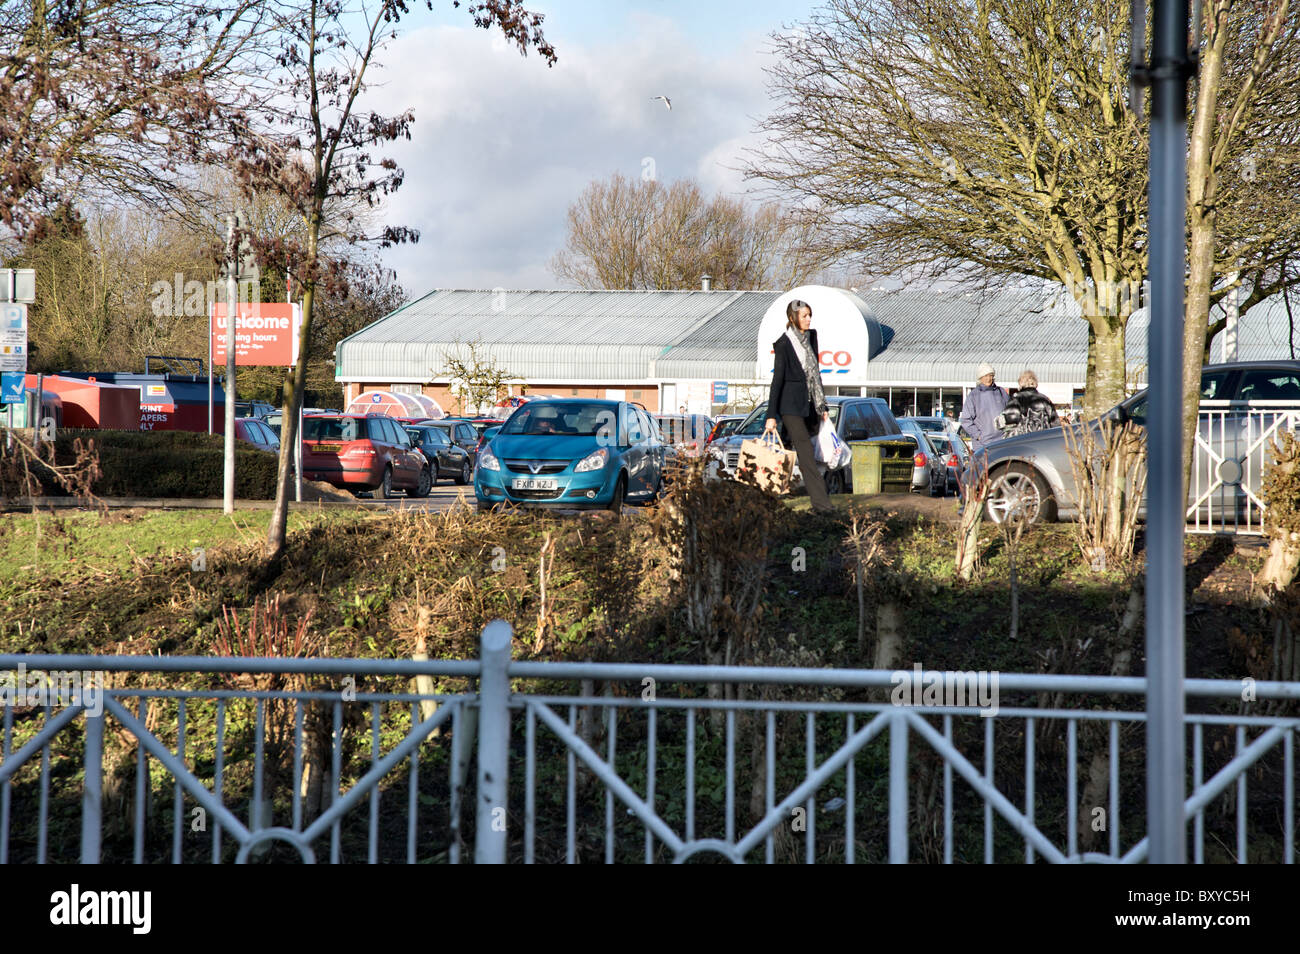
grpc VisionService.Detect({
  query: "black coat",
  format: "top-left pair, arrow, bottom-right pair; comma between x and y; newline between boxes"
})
767,329 -> 823,433
998,386 -> 1059,435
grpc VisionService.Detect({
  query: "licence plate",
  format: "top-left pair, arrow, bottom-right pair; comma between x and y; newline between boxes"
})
313,444 -> 343,453
511,478 -> 558,490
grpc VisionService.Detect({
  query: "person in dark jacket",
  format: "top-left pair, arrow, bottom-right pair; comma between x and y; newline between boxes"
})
958,361 -> 1009,455
763,299 -> 833,512
996,370 -> 1060,436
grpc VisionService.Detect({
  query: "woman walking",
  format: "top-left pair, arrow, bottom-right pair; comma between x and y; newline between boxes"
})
764,299 -> 833,513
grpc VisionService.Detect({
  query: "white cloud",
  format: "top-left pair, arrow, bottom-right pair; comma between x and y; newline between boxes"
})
364,17 -> 782,293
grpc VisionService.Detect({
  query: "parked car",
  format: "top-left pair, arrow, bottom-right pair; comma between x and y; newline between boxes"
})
706,395 -> 907,494
980,361 -> 1300,524
300,413 -> 430,498
405,424 -> 473,485
705,414 -> 747,445
235,400 -> 276,420
234,417 -> 280,454
925,429 -> 971,495
426,418 -> 481,467
653,413 -> 714,458
263,406 -> 335,437
897,418 -> 952,496
474,399 -> 667,512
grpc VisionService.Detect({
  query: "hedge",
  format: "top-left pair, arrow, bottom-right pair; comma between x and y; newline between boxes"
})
38,428 -> 282,498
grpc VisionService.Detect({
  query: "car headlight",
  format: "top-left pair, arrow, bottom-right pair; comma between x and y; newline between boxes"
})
574,448 -> 608,473
479,448 -> 501,471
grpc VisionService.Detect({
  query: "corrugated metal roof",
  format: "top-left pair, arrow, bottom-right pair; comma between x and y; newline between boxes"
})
337,289 -> 752,381
862,289 -> 1157,386
653,292 -> 781,380
1210,294 -> 1300,360
338,284 -> 1300,388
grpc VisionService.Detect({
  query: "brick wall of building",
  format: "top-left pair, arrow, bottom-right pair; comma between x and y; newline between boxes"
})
341,382 -> 660,414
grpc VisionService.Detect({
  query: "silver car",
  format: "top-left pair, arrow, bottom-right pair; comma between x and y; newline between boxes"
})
897,418 -> 952,496
980,361 -> 1300,524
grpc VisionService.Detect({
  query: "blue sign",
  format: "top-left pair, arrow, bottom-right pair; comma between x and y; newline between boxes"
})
0,372 -> 23,404
711,381 -> 728,404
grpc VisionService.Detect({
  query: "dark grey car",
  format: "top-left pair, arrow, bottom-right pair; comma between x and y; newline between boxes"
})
979,361 -> 1300,524
706,395 -> 907,494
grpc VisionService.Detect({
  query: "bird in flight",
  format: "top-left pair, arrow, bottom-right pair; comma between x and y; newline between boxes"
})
651,95 -> 672,111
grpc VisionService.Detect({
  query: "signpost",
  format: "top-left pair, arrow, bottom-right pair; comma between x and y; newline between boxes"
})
1,303 -> 28,373
0,269 -> 36,303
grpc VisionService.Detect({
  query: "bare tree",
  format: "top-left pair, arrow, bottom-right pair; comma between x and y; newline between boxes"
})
748,0 -> 1149,416
436,338 -> 514,416
0,0 -> 266,234
551,172 -> 822,290
224,0 -> 555,560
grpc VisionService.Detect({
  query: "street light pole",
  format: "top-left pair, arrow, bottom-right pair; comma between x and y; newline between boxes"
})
1140,0 -> 1192,864
224,214 -> 238,514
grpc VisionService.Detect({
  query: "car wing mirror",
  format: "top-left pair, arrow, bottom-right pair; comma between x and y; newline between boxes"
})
484,426 -> 501,441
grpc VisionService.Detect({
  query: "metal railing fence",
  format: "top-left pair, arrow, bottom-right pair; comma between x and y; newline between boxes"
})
1187,403 -> 1300,534
1,621 -> 1297,863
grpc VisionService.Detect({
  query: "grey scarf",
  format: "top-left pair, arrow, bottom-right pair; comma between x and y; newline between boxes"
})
786,326 -> 828,416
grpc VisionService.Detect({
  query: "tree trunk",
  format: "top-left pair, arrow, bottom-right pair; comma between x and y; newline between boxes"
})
1086,317 -> 1127,420
1182,13 -> 1226,505
265,280 -> 315,559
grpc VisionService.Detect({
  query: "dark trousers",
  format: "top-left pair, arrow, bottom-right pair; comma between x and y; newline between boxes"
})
782,413 -> 833,512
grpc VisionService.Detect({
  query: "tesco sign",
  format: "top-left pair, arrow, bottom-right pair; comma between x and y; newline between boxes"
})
755,286 -> 883,385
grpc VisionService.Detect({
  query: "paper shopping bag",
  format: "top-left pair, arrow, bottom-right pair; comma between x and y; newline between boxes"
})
739,432 -> 796,494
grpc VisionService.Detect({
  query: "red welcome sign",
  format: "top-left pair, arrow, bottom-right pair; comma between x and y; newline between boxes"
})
211,303 -> 301,366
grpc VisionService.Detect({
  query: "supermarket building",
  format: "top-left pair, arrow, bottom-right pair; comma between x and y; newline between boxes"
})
334,283 -> 1282,419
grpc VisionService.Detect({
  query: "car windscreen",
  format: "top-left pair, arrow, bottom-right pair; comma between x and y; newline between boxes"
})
500,402 -> 617,437
303,417 -> 360,441
736,404 -> 841,437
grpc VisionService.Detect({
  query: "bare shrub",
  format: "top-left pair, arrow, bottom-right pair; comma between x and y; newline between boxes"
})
955,452 -> 990,581
649,457 -> 784,712
1256,431 -> 1300,688
211,593 -> 338,824
0,431 -> 101,504
1061,416 -> 1147,570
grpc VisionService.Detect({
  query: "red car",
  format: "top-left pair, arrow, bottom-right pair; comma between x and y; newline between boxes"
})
300,413 -> 430,497
234,417 -> 280,454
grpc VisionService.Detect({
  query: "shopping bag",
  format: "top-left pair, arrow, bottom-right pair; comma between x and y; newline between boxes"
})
816,426 -> 853,470
738,432 -> 796,494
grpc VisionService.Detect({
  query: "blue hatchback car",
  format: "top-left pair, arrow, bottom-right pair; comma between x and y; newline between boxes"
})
474,399 -> 667,512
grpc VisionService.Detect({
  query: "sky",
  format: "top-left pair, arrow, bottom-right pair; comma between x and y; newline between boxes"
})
366,0 -> 822,297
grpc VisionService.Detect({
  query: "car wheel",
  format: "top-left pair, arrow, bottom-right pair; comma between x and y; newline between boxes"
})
607,473 -> 627,515
825,468 -> 846,495
985,464 -> 1054,525
379,466 -> 394,499
455,461 -> 472,485
414,466 -> 432,498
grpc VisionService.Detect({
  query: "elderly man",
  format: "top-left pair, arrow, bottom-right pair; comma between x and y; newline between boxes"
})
958,361 -> 1009,455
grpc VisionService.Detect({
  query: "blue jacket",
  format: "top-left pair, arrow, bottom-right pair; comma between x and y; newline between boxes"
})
959,382 -> 1009,449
